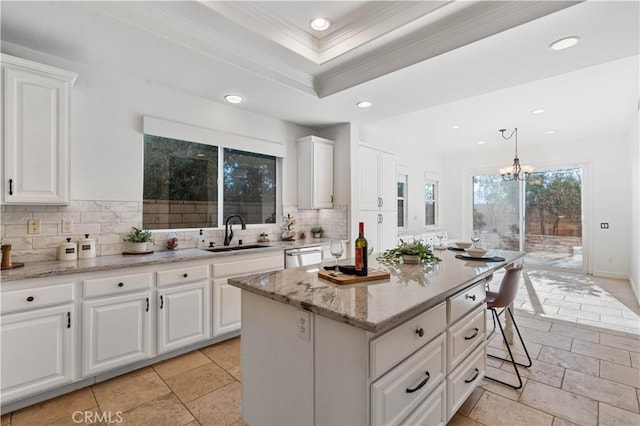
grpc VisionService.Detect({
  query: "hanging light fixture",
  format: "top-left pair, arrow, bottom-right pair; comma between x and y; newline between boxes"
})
498,127 -> 533,181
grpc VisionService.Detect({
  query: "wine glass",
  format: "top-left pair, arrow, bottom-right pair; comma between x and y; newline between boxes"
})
471,230 -> 480,248
329,239 -> 344,275
436,230 -> 446,248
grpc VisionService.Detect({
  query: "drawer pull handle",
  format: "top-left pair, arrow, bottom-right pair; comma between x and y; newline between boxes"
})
406,371 -> 430,393
67,312 -> 71,328
26,296 -> 35,302
415,327 -> 425,337
9,179 -> 13,195
118,282 -> 124,287
465,294 -> 476,301
465,368 -> 480,383
146,297 -> 149,312
464,327 -> 480,340
183,273 -> 188,278
160,295 -> 164,309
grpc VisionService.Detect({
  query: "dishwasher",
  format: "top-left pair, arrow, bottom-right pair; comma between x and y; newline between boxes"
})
284,245 -> 323,268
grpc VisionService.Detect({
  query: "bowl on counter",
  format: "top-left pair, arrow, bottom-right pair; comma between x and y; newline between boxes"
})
465,247 -> 488,257
455,241 -> 473,249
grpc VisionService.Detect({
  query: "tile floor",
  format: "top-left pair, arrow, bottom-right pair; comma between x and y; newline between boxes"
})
1,267 -> 639,425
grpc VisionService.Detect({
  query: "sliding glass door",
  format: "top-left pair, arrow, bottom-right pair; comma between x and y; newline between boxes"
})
472,167 -> 584,272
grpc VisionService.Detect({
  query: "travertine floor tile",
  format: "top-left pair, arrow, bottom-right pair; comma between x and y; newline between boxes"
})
11,388 -> 96,426
557,307 -> 600,322
227,364 -> 242,382
164,362 -> 235,403
598,402 -> 640,426
562,370 -> 639,413
93,369 -> 170,413
599,333 -> 640,352
544,299 -> 581,310
552,417 -> 582,426
571,339 -> 631,366
630,351 -> 640,368
469,390 -> 553,426
120,393 -> 195,425
153,350 -> 212,380
500,358 -> 564,388
186,381 -> 242,426
520,380 -> 598,426
479,367 -> 525,401
538,346 -> 599,376
550,322 -> 599,343
517,316 -> 553,332
580,304 -> 624,317
200,337 -> 241,370
599,360 -> 640,388
447,413 -> 484,426
457,387 -> 484,416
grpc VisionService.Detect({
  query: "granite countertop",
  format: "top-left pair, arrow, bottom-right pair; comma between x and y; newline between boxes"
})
228,248 -> 526,334
1,238 -> 331,282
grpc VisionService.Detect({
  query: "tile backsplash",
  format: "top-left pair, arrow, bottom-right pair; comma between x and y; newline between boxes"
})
0,201 -> 348,262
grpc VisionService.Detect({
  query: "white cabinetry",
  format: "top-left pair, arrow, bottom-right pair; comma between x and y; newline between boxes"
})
359,145 -> 397,251
82,273 -> 153,376
1,54 -> 77,205
157,265 -> 210,354
297,135 -> 334,209
0,282 -> 76,403
212,254 -> 283,336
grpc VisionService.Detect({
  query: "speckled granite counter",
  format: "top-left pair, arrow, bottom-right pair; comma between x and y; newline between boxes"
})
228,248 -> 525,334
1,239 -> 330,282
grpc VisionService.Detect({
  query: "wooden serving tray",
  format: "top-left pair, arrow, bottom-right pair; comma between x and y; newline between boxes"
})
1,262 -> 24,270
318,269 -> 390,285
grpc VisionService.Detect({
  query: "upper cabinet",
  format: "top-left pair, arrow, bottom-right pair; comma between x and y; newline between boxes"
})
359,145 -> 396,212
2,54 -> 78,205
297,135 -> 334,209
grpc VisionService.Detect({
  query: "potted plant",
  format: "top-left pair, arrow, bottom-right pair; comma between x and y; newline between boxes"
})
310,226 -> 324,238
381,239 -> 441,264
123,227 -> 155,252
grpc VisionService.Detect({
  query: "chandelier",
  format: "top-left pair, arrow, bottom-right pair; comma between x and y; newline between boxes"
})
498,127 -> 533,181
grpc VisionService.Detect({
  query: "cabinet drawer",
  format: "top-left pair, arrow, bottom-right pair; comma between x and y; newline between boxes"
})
400,382 -> 446,426
448,281 -> 486,324
371,302 -> 446,380
84,273 -> 152,298
1,283 -> 75,314
157,265 -> 209,287
447,344 -> 486,421
448,305 -> 486,371
371,334 -> 446,426
213,255 -> 283,277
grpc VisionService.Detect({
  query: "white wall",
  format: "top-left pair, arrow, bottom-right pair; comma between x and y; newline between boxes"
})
630,89 -> 640,303
441,133 -> 632,279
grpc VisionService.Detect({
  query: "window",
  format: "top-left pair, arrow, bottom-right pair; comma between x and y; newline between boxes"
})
425,180 -> 438,226
397,174 -> 408,228
143,134 -> 278,230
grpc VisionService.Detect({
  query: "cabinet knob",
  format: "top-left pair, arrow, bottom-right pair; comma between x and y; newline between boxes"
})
26,296 -> 34,302
415,327 -> 424,337
183,273 -> 188,278
118,282 -> 124,287
465,294 -> 476,301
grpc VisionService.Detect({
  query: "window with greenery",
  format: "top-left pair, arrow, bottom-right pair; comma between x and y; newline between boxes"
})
397,174 -> 407,228
425,180 -> 438,226
223,148 -> 277,224
143,135 -> 277,229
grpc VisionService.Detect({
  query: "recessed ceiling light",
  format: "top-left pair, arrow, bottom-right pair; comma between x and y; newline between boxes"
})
224,94 -> 244,104
532,109 -> 545,114
452,125 -> 460,129
310,17 -> 331,31
356,101 -> 372,108
477,141 -> 485,145
549,36 -> 579,51
546,130 -> 556,134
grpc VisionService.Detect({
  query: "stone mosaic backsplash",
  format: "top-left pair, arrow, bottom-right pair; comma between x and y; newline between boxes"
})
0,201 -> 348,262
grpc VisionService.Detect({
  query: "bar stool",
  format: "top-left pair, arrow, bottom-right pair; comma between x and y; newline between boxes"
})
485,264 -> 532,389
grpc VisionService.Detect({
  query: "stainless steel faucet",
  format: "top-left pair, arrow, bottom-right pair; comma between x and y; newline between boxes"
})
223,214 -> 246,245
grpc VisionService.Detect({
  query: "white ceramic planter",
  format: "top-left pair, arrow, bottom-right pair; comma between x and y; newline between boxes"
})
402,254 -> 421,264
129,242 -> 148,253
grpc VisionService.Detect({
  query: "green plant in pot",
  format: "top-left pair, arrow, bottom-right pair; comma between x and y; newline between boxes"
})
123,227 -> 155,252
381,239 -> 441,264
310,226 -> 324,238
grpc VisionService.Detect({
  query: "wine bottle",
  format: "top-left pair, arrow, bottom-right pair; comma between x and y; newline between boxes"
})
355,222 -> 368,276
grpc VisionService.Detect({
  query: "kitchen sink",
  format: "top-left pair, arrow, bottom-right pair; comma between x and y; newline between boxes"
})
202,244 -> 272,253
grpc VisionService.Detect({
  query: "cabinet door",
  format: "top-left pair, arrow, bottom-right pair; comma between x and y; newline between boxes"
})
82,292 -> 152,376
359,210 -> 381,251
313,141 -> 334,208
378,151 -> 397,210
158,281 -> 210,354
3,63 -> 74,204
379,210 -> 398,252
359,146 -> 380,210
213,278 -> 242,336
1,304 -> 75,402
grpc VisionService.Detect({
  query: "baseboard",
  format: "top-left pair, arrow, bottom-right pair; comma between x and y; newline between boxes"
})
592,270 -> 630,280
630,275 -> 640,306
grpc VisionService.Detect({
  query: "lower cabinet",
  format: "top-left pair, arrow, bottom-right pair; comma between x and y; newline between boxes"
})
158,280 -> 210,354
82,291 -> 153,376
212,278 -> 241,336
1,304 -> 75,402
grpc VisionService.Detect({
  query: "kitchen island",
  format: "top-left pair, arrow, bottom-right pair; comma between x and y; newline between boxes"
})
228,248 -> 525,425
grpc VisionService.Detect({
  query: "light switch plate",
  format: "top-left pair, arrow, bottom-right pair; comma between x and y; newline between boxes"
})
297,310 -> 311,341
62,219 -> 73,233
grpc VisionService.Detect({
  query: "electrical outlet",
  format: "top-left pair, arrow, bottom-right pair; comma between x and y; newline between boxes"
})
27,219 -> 41,234
62,219 -> 73,233
297,310 -> 311,341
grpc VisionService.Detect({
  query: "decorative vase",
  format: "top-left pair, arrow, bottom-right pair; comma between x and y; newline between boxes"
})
129,242 -> 148,253
402,254 -> 420,264
313,233 -> 321,239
